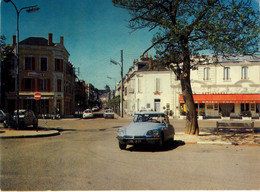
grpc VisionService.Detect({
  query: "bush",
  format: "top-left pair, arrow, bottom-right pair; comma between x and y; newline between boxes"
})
241,111 -> 252,117
221,110 -> 230,117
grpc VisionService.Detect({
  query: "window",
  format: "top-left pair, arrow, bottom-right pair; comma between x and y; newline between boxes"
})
204,67 -> 210,80
125,87 -> 127,96
214,104 -> 218,111
57,79 -> 62,92
40,57 -> 48,71
241,66 -> 248,80
251,104 -> 255,111
22,78 -> 35,91
241,103 -> 249,112
223,67 -> 230,80
41,79 -> 47,91
155,78 -> 160,92
38,79 -> 50,92
55,59 -> 64,72
138,79 -> 142,93
25,57 -> 35,70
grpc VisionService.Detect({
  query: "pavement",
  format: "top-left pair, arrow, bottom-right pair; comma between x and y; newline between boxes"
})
0,118 -> 259,146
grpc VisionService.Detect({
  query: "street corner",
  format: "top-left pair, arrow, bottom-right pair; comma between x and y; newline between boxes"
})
0,128 -> 60,139
175,131 -> 260,146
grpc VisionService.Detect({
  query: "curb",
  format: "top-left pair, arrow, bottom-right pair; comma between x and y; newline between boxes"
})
184,141 -> 260,146
0,131 -> 60,139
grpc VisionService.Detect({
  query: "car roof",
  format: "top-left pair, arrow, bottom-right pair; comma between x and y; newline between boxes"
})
134,112 -> 165,115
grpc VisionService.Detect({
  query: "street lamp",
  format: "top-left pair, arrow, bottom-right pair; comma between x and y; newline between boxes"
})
110,50 -> 124,117
4,0 -> 39,129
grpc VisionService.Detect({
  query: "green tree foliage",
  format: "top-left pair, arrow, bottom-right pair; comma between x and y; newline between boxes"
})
113,0 -> 259,135
107,95 -> 120,108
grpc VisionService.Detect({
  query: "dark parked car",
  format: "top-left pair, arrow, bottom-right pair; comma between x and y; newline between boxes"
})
0,110 -> 7,123
116,112 -> 175,150
4,109 -> 38,129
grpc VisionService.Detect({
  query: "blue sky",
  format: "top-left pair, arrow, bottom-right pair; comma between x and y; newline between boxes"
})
1,0 -> 156,89
1,0 -> 259,89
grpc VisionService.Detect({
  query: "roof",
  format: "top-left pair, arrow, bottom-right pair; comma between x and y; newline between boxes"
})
20,37 -> 50,46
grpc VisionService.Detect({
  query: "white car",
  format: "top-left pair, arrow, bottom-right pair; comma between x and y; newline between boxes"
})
103,109 -> 114,119
91,106 -> 99,111
83,109 -> 94,119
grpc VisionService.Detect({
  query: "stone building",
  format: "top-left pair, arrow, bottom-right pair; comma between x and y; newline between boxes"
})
4,33 -> 75,117
119,54 -> 260,118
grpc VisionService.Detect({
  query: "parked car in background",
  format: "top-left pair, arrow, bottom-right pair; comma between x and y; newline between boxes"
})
103,109 -> 114,119
0,110 -> 7,123
83,109 -> 94,119
4,109 -> 38,129
92,106 -> 99,111
116,112 -> 175,150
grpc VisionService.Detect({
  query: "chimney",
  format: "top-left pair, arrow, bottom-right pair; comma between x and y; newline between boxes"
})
149,55 -> 152,69
12,35 -> 16,46
60,36 -> 64,45
48,33 -> 53,45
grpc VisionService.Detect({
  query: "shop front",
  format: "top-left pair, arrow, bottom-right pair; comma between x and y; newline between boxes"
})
179,94 -> 260,118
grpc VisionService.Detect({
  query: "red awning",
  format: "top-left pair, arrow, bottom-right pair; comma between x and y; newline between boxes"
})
179,94 -> 260,103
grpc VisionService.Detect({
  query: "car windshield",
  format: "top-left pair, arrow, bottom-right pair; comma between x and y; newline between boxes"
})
105,109 -> 113,113
84,110 -> 91,113
133,114 -> 166,123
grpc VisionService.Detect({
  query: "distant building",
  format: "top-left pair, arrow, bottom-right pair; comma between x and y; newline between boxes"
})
4,33 -> 75,117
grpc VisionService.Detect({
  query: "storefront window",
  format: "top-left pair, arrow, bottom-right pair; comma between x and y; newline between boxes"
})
241,103 -> 249,112
219,103 -> 234,113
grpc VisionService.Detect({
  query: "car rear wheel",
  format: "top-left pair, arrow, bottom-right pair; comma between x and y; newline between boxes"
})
119,142 -> 127,150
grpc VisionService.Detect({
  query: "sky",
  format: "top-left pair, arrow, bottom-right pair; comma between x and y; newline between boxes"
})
1,0 -> 156,89
1,0 -> 259,90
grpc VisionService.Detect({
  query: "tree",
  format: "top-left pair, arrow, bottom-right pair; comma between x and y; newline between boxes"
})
112,0 -> 259,135
1,36 -> 15,110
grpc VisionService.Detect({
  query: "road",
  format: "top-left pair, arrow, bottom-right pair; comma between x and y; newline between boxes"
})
0,116 -> 259,190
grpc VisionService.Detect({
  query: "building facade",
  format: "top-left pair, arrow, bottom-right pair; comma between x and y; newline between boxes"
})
120,55 -> 260,118
4,33 -> 75,117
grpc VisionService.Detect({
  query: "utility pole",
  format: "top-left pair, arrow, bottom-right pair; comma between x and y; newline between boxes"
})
110,50 -> 124,117
120,50 -> 124,118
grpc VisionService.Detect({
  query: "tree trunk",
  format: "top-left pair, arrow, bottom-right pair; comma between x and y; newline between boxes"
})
180,36 -> 199,135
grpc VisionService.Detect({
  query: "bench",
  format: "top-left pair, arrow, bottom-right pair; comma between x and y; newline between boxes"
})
216,122 -> 254,134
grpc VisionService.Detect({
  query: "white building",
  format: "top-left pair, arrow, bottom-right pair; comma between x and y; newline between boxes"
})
118,55 -> 260,118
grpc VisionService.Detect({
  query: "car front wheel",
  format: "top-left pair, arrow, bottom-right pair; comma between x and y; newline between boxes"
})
158,133 -> 164,147
119,142 -> 127,150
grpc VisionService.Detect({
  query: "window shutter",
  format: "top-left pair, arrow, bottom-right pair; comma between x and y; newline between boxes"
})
61,60 -> 64,72
32,79 -> 35,91
32,57 -> 35,70
55,59 -> 58,71
22,79 -> 25,91
37,79 -> 41,91
47,79 -> 51,92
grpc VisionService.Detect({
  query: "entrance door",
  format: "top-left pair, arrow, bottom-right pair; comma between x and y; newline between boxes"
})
56,100 -> 62,115
154,99 -> 161,112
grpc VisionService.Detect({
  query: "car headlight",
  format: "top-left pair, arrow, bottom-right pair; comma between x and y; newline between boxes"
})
117,129 -> 125,136
146,129 -> 159,136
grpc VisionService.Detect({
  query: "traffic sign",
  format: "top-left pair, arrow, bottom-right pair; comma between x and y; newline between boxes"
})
34,92 -> 41,100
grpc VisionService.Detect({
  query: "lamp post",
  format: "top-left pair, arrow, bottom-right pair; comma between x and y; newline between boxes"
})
4,0 -> 39,128
110,50 -> 124,117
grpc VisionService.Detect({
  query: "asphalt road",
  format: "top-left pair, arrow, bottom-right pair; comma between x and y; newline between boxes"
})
0,116 -> 259,190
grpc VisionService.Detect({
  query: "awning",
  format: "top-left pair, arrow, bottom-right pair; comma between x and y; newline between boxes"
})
179,94 -> 260,103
